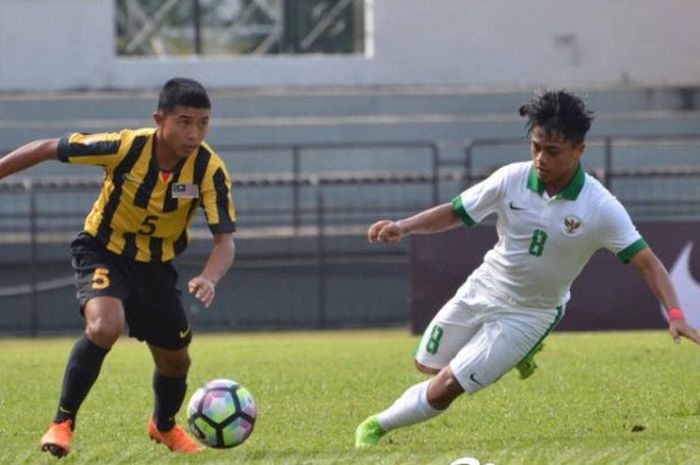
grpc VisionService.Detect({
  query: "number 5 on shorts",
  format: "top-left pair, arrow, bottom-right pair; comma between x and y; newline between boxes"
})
425,325 -> 443,355
91,267 -> 110,290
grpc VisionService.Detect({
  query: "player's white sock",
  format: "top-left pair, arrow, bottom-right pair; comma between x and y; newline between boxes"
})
376,379 -> 442,432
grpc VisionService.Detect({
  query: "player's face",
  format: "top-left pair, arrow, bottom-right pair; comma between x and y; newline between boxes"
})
154,105 -> 210,158
530,126 -> 585,190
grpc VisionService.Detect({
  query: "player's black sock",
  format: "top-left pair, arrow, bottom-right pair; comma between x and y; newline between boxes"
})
54,334 -> 110,428
152,369 -> 187,431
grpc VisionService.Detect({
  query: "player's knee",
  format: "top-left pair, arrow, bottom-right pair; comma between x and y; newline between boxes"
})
85,316 -> 123,347
156,351 -> 191,377
86,324 -> 121,347
414,359 -> 440,375
84,298 -> 124,347
176,353 -> 192,374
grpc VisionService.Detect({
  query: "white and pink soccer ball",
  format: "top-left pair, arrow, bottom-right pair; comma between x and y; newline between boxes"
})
187,378 -> 257,448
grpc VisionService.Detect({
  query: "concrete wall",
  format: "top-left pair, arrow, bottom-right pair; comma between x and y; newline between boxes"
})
0,0 -> 113,90
1,0 -> 700,91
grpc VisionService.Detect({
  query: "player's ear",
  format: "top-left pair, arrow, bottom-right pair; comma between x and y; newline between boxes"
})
152,111 -> 165,128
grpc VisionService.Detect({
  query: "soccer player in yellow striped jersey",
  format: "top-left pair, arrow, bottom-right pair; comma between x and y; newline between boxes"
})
0,78 -> 234,456
59,127 -> 234,262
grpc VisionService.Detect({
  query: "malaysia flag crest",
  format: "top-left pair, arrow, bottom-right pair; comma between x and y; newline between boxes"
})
171,183 -> 199,199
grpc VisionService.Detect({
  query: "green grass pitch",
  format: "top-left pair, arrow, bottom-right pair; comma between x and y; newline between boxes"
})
1,329 -> 699,465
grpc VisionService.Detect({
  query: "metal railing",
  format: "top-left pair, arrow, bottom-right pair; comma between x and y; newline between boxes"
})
214,140 -> 440,230
0,169 -> 449,335
2,133 -> 700,334
463,134 -> 700,190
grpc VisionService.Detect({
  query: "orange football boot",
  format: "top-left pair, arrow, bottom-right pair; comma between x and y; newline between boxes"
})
40,419 -> 73,457
147,417 -> 202,453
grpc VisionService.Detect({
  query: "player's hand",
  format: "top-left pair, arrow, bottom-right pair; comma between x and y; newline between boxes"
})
367,219 -> 404,243
668,319 -> 700,345
188,276 -> 216,308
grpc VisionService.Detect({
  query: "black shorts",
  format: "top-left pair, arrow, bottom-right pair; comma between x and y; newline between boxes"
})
70,232 -> 192,350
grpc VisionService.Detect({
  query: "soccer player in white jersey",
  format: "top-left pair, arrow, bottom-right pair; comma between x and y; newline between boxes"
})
354,90 -> 700,447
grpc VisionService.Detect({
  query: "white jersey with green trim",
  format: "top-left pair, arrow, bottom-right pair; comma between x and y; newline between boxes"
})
452,161 -> 646,310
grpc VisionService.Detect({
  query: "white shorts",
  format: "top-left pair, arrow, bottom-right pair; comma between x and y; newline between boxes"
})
415,276 -> 562,394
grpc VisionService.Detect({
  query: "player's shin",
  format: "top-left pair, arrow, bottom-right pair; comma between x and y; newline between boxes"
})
377,379 -> 442,431
55,334 -> 110,425
152,369 -> 187,431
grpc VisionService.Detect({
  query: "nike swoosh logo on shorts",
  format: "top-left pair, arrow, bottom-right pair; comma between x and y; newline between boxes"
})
509,201 -> 526,211
179,325 -> 191,338
469,373 -> 484,386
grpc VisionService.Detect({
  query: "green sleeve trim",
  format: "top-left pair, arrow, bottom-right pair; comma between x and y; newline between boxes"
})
451,195 -> 476,227
617,238 -> 648,264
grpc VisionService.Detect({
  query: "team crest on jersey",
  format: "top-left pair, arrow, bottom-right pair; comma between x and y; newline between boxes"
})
563,215 -> 582,235
172,183 -> 199,199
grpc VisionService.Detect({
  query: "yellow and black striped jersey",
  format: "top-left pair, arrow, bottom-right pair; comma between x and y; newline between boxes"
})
58,128 -> 236,262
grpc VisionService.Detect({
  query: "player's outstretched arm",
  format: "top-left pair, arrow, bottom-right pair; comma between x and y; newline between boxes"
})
0,138 -> 59,180
367,202 -> 461,244
188,232 -> 235,308
629,247 -> 700,345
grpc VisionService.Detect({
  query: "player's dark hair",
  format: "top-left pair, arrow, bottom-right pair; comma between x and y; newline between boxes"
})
518,90 -> 594,145
157,78 -> 211,113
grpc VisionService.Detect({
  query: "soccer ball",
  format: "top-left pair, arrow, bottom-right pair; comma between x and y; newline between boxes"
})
186,378 -> 257,448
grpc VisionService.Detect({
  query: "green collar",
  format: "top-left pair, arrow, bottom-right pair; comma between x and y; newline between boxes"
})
527,163 -> 585,200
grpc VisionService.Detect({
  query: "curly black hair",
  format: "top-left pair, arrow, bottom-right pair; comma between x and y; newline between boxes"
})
518,90 -> 594,145
157,77 -> 211,113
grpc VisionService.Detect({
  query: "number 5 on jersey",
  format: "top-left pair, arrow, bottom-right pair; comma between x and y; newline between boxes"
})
138,215 -> 158,235
91,267 -> 110,290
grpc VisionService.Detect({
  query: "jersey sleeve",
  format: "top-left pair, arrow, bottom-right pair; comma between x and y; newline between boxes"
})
57,131 -> 125,169
451,165 -> 509,226
596,197 -> 648,263
200,158 -> 237,234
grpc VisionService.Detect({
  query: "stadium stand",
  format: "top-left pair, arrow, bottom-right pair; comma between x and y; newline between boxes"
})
1,86 -> 700,334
